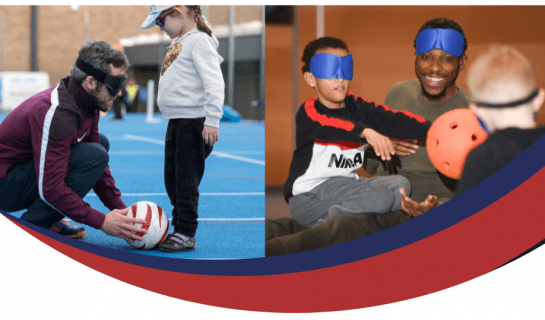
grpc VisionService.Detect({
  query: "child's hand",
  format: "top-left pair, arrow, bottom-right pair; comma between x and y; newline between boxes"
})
361,128 -> 395,161
202,125 -> 219,146
399,188 -> 438,217
391,138 -> 418,156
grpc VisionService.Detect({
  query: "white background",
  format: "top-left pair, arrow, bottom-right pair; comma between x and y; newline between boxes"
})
2,213 -> 545,320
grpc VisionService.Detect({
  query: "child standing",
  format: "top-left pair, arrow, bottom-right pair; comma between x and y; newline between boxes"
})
141,5 -> 225,251
284,37 -> 431,229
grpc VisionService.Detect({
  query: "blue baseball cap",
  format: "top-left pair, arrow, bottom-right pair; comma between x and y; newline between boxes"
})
140,5 -> 175,29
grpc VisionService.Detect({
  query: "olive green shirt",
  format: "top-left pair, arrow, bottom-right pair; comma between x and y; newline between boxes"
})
366,79 -> 472,203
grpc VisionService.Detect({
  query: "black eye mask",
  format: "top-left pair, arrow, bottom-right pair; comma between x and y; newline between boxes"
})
75,57 -> 127,97
475,89 -> 539,108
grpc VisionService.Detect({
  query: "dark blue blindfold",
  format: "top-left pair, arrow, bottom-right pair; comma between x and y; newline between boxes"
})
75,57 -> 127,97
416,28 -> 465,57
310,53 -> 353,80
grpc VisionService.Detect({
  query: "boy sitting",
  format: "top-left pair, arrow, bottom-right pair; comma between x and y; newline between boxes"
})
284,37 -> 431,229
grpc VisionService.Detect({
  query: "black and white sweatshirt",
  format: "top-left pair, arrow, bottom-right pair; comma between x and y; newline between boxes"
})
283,92 -> 430,202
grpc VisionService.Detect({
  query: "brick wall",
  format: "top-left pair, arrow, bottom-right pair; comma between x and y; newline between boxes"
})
209,5 -> 262,26
0,6 -> 32,73
0,5 -> 261,85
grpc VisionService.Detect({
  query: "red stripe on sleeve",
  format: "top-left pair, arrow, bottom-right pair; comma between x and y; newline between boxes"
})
315,141 -> 365,150
347,92 -> 427,123
304,99 -> 356,131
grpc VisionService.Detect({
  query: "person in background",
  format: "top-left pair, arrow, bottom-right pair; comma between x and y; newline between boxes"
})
125,78 -> 140,113
112,84 -> 128,121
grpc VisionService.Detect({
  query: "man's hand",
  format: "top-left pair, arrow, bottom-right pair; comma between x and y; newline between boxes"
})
361,128 -> 395,161
399,187 -> 438,217
202,125 -> 219,146
100,208 -> 148,242
391,138 -> 418,156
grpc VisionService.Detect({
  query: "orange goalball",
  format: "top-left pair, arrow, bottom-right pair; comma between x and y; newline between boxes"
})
426,109 -> 488,179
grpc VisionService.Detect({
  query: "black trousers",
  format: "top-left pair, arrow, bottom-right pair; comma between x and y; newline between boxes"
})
112,100 -> 124,119
164,118 -> 213,237
0,134 -> 110,229
265,211 -> 410,256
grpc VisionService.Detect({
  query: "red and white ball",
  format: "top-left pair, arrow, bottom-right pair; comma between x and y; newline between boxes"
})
126,201 -> 169,249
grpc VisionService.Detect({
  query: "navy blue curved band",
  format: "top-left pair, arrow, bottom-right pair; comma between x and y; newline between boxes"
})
416,28 -> 464,57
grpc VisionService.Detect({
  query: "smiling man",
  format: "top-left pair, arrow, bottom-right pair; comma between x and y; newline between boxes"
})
366,18 -> 472,206
414,23 -> 467,101
0,40 -> 147,242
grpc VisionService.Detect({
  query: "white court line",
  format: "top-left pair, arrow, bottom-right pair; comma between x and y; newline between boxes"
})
195,218 -> 264,221
109,151 -> 164,155
218,150 -> 264,155
109,151 -> 263,155
123,133 -> 264,166
86,192 -> 264,196
65,218 -> 263,222
124,134 -> 165,145
211,151 -> 264,165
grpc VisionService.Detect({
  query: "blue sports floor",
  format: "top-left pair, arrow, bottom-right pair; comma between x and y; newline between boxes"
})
2,113 -> 265,259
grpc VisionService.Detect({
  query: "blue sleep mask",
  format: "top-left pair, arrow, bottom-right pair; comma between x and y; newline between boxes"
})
416,28 -> 465,57
310,53 -> 353,80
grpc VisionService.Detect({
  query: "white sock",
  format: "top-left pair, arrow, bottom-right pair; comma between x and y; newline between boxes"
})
172,232 -> 190,241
